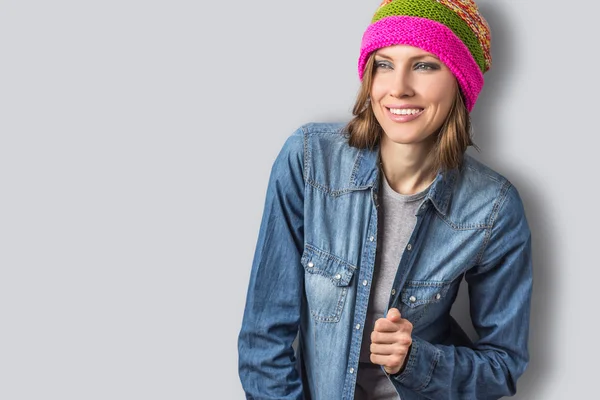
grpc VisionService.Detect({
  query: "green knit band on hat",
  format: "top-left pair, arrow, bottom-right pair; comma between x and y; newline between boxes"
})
372,0 -> 485,73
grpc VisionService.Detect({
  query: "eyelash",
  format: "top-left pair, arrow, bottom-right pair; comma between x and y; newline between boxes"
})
375,61 -> 438,71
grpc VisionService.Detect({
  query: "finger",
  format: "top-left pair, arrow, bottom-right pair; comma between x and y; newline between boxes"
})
386,308 -> 402,322
373,317 -> 400,333
370,342 -> 395,355
371,330 -> 413,346
370,343 -> 411,358
370,331 -> 396,345
369,353 -> 406,371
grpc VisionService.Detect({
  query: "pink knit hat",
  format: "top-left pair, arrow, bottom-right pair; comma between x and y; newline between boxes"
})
359,0 -> 491,112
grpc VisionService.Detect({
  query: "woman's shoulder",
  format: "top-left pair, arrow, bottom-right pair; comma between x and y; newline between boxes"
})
281,122 -> 352,152
460,154 -> 511,188
285,122 -> 367,191
454,154 -> 526,221
298,121 -> 348,136
288,121 -> 360,160
296,122 -> 353,147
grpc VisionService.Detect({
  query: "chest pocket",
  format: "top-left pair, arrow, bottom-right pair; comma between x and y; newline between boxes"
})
398,280 -> 452,327
301,245 -> 356,323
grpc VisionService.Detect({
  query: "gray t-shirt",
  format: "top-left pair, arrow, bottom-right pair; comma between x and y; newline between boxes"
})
355,174 -> 430,400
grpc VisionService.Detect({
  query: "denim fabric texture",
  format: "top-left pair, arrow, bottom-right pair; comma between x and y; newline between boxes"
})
238,122 -> 532,400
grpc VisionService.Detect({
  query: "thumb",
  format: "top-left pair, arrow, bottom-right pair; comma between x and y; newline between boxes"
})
386,308 -> 402,323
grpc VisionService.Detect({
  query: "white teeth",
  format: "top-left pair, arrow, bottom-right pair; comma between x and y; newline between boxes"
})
389,108 -> 422,115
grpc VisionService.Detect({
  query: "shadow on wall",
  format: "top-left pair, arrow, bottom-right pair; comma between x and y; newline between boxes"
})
449,2 -> 555,399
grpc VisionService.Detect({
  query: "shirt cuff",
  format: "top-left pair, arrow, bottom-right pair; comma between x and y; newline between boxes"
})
388,336 -> 442,391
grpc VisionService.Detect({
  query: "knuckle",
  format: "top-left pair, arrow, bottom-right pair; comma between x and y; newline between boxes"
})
370,331 -> 376,341
394,343 -> 404,354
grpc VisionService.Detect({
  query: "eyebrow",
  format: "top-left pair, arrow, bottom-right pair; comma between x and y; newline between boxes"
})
374,53 -> 440,62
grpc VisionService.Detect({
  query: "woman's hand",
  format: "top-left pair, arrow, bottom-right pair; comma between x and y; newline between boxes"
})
370,308 -> 413,375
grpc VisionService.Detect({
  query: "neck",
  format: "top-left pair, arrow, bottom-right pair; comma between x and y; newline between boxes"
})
379,135 -> 437,195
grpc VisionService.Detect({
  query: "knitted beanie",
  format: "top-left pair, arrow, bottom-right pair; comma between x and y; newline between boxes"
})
358,0 -> 491,112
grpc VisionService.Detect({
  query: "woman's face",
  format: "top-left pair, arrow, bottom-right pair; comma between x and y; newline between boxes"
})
370,45 -> 457,146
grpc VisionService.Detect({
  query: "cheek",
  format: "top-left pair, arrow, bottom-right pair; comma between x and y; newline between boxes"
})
370,80 -> 386,100
426,82 -> 456,109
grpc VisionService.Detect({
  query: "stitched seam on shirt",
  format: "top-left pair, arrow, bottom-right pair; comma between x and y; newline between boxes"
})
349,148 -> 362,186
302,126 -> 309,184
475,180 -> 513,265
305,179 -> 371,196
465,162 -> 503,184
433,212 -> 491,230
309,287 -> 348,323
302,127 -> 374,195
397,338 -> 418,384
416,349 -> 440,391
304,243 -> 357,270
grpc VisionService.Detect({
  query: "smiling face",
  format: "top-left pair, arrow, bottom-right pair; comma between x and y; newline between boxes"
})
370,45 -> 458,147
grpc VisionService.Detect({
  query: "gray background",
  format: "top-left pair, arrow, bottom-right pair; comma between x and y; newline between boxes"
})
0,0 -> 596,399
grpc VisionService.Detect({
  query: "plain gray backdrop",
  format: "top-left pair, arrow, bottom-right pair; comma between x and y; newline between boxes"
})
1,0 -> 597,399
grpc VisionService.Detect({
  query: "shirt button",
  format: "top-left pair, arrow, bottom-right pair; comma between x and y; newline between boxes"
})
436,293 -> 441,300
407,244 -> 412,251
409,296 -> 417,303
307,262 -> 314,268
349,368 -> 355,374
356,324 -> 361,330
362,280 -> 368,286
391,289 -> 396,295
334,274 -> 342,280
369,236 -> 375,242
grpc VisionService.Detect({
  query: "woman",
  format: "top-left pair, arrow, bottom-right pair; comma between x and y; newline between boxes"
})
238,0 -> 532,399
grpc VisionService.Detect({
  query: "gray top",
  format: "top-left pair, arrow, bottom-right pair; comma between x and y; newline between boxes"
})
355,173 -> 430,399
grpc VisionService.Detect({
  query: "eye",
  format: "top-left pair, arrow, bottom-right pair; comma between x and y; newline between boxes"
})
415,62 -> 440,71
374,60 -> 393,70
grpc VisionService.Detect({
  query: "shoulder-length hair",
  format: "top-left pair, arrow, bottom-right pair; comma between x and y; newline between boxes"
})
344,52 -> 476,172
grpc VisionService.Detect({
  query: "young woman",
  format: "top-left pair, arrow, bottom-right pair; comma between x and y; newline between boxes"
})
238,1 -> 532,399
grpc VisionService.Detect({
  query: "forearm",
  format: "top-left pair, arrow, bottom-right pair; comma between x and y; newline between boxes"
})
390,185 -> 533,399
238,129 -> 307,399
390,335 -> 527,399
238,313 -> 303,399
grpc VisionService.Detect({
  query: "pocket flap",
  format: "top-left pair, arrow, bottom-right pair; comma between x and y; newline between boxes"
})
301,245 -> 356,287
400,281 -> 451,308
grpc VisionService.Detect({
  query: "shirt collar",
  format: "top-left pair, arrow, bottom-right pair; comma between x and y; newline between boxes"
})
350,143 -> 458,217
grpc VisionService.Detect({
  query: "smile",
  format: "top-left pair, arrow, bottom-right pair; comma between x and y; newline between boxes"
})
385,107 -> 424,122
389,108 -> 423,115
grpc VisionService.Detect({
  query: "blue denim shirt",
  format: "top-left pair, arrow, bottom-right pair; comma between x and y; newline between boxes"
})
238,122 -> 532,400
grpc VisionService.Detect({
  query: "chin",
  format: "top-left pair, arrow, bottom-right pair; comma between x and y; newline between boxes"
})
382,130 -> 432,145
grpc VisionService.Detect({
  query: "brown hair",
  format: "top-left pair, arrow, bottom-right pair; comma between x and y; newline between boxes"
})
345,53 -> 476,172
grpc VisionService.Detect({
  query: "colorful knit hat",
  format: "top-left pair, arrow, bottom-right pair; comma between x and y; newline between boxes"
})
358,0 -> 491,112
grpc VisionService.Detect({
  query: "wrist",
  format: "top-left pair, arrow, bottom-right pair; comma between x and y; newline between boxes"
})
391,344 -> 412,377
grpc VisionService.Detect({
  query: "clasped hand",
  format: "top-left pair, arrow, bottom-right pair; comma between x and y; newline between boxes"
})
370,308 -> 413,375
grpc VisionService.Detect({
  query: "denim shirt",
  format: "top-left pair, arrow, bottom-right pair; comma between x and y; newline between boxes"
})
238,122 -> 532,400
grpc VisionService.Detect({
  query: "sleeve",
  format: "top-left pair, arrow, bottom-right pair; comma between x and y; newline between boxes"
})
237,127 -> 306,400
390,183 -> 533,400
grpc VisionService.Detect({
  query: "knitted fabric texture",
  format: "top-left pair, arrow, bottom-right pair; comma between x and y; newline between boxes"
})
359,0 -> 491,111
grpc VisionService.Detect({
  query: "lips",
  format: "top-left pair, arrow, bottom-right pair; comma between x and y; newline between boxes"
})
385,104 -> 424,110
384,106 -> 424,122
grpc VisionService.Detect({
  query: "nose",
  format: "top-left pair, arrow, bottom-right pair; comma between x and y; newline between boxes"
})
389,69 -> 414,98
